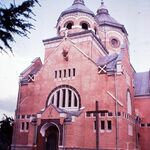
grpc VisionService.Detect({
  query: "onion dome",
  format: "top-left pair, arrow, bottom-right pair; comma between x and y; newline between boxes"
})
95,1 -> 127,34
58,0 -> 95,21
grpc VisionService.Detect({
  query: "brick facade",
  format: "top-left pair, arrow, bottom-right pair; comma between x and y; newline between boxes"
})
11,1 -> 150,150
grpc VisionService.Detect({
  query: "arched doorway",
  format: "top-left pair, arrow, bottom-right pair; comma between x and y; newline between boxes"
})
45,125 -> 59,150
38,120 -> 63,150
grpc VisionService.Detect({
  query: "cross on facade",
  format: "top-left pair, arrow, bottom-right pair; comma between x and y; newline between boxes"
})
28,74 -> 35,82
86,101 -> 108,150
98,65 -> 107,74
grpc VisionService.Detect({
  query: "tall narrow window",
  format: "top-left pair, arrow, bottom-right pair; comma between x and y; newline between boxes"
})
57,91 -> 60,107
21,122 -> 25,130
62,89 -> 66,107
55,71 -> 57,78
74,94 -> 77,107
94,120 -> 96,130
59,70 -> 62,78
26,122 -> 29,130
64,69 -> 66,78
57,26 -> 61,34
68,69 -> 71,77
73,68 -> 75,77
68,90 -> 72,107
101,120 -> 105,130
51,95 -> 54,104
107,120 -> 112,130
94,27 -> 97,35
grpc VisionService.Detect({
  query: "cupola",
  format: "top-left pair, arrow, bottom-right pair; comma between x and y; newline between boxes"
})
95,1 -> 129,54
56,0 -> 96,36
95,1 -> 127,34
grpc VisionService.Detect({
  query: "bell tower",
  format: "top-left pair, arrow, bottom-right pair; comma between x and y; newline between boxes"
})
95,1 -> 128,54
56,0 -> 96,36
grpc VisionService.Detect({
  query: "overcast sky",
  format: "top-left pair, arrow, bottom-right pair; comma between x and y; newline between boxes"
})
0,0 -> 150,119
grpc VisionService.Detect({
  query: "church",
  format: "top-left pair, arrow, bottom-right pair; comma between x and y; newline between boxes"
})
11,0 -> 150,150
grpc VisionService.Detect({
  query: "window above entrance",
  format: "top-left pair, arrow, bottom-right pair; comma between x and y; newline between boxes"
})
47,85 -> 81,111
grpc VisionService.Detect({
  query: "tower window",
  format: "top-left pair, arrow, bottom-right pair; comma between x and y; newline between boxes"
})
57,26 -> 61,34
94,27 -> 97,35
81,22 -> 89,30
65,21 -> 74,30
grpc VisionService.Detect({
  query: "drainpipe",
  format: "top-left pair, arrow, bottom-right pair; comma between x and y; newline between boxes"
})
63,121 -> 66,150
114,73 -> 119,150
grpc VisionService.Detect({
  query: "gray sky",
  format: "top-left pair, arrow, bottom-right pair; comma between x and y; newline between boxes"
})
0,0 -> 150,119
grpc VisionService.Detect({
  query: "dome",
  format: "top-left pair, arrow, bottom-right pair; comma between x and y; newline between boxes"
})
95,2 -> 127,34
58,0 -> 95,22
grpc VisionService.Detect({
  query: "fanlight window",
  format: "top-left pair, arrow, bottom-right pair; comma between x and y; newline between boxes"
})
127,90 -> 132,115
47,85 -> 80,111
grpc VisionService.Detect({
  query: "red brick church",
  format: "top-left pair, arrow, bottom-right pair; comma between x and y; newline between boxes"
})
11,0 -> 150,150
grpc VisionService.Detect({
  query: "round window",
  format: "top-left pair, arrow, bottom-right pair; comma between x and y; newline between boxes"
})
110,38 -> 120,48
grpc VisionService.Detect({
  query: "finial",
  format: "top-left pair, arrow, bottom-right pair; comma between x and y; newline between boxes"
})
97,0 -> 108,14
101,0 -> 104,6
73,0 -> 85,5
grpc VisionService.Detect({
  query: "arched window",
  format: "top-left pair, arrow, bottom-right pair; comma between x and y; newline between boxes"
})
127,90 -> 132,115
47,85 -> 80,111
80,22 -> 89,30
57,26 -> 61,34
94,27 -> 97,35
64,21 -> 74,30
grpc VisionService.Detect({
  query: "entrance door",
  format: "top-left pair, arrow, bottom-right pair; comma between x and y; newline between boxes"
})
46,125 -> 59,150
